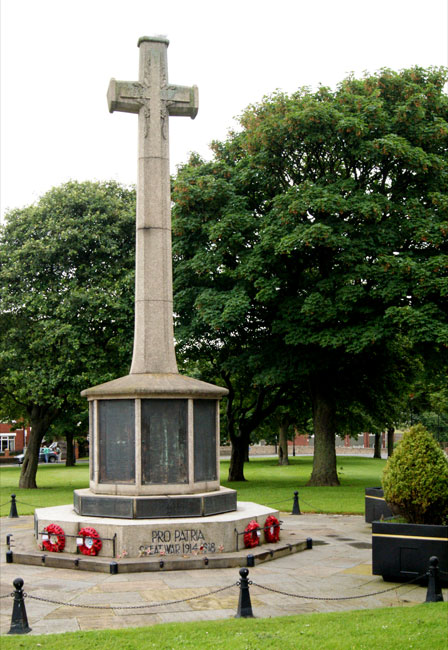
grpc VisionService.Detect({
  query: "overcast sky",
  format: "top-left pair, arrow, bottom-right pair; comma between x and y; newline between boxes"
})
1,0 -> 447,219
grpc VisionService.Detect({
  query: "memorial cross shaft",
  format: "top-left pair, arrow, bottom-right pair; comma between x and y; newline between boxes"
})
107,36 -> 198,374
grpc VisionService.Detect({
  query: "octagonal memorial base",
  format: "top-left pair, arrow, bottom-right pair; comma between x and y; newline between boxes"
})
34,502 -> 280,559
74,486 -> 237,519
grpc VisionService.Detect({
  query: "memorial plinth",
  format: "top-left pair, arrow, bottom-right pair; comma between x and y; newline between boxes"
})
76,372 -> 236,518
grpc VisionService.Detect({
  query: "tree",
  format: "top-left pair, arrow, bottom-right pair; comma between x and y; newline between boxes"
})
173,67 -> 448,485
172,150 -> 298,481
47,409 -> 89,466
0,181 -> 136,487
403,364 -> 448,444
175,322 -> 291,481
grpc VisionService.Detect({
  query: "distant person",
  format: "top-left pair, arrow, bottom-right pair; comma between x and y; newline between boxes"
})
42,446 -> 51,463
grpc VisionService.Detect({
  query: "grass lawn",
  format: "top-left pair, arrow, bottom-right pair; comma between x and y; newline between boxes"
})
1,603 -> 446,649
3,457 -> 443,648
0,456 -> 386,516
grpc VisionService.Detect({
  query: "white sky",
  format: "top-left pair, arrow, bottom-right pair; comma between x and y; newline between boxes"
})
1,0 -> 447,219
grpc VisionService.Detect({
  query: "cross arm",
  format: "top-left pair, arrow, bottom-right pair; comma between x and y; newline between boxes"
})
165,85 -> 199,119
107,79 -> 143,114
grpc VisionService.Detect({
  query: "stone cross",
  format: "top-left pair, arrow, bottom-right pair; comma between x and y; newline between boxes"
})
107,36 -> 198,374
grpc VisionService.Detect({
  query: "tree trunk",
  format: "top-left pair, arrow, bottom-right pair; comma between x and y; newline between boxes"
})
19,407 -> 54,488
373,432 -> 382,459
278,422 -> 289,465
65,431 -> 76,466
387,426 -> 394,457
307,379 -> 339,486
228,435 -> 248,481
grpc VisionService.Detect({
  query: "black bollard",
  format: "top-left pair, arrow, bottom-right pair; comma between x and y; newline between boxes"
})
8,578 -> 31,635
6,550 -> 13,563
109,561 -> 118,575
246,554 -> 255,567
235,568 -> 254,618
306,537 -> 313,549
292,490 -> 301,515
425,556 -> 444,603
9,494 -> 19,519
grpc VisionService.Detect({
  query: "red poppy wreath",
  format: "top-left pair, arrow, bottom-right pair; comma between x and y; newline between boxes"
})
264,515 -> 280,543
42,523 -> 66,552
243,520 -> 261,548
77,527 -> 102,556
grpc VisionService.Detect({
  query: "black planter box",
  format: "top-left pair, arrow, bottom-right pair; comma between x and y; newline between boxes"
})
372,520 -> 448,585
365,488 -> 393,523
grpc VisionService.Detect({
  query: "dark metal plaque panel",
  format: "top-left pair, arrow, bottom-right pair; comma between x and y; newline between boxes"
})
141,399 -> 188,485
79,495 -> 134,519
89,401 -> 94,481
136,496 -> 202,518
203,491 -> 237,516
98,400 -> 135,483
194,400 -> 217,482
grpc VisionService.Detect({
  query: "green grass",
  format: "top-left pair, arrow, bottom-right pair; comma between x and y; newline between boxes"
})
1,603 -> 446,649
0,456 -> 386,516
221,456 -> 387,513
0,465 -> 90,516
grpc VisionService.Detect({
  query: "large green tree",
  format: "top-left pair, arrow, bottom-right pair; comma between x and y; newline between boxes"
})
0,181 -> 136,487
172,67 -> 448,485
172,150 -> 297,481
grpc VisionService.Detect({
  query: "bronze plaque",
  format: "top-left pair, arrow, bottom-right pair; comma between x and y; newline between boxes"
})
136,496 -> 202,518
98,399 -> 135,483
194,400 -> 217,482
141,399 -> 188,484
89,401 -> 94,481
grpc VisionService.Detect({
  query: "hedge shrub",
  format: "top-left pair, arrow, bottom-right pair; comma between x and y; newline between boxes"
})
382,424 -> 448,525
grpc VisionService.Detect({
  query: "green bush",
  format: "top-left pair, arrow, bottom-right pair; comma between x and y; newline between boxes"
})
382,424 -> 448,525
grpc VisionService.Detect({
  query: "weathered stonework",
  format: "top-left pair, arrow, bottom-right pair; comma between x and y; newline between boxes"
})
35,502 -> 280,557
80,37 -> 227,507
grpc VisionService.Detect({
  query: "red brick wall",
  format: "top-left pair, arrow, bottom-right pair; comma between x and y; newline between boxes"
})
0,423 -> 29,452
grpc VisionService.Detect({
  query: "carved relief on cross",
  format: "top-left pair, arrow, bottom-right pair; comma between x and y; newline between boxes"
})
107,36 -> 198,140
107,36 -> 198,375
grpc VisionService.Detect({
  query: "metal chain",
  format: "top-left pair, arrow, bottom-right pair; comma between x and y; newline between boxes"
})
296,497 -> 325,513
0,593 -> 13,599
265,497 -> 295,507
15,500 -> 39,508
0,501 -> 11,508
250,574 -> 427,601
24,582 -> 238,610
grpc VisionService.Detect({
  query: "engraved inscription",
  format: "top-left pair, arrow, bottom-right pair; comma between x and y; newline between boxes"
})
138,528 -> 219,555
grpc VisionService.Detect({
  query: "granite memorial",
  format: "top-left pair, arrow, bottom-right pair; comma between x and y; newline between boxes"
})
34,36 -> 278,559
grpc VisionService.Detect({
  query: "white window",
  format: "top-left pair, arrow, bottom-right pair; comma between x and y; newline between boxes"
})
0,434 -> 16,451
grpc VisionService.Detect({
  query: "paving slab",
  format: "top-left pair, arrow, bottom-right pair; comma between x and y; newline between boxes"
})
1,513 -> 445,636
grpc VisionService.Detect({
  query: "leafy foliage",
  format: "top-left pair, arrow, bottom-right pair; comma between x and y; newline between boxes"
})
173,67 -> 448,484
0,181 -> 136,485
382,423 -> 448,524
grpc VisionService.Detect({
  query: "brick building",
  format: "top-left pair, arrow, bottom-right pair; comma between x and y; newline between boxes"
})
0,423 -> 30,453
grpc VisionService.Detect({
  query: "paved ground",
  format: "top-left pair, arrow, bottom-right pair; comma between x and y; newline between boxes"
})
1,512 -> 443,636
